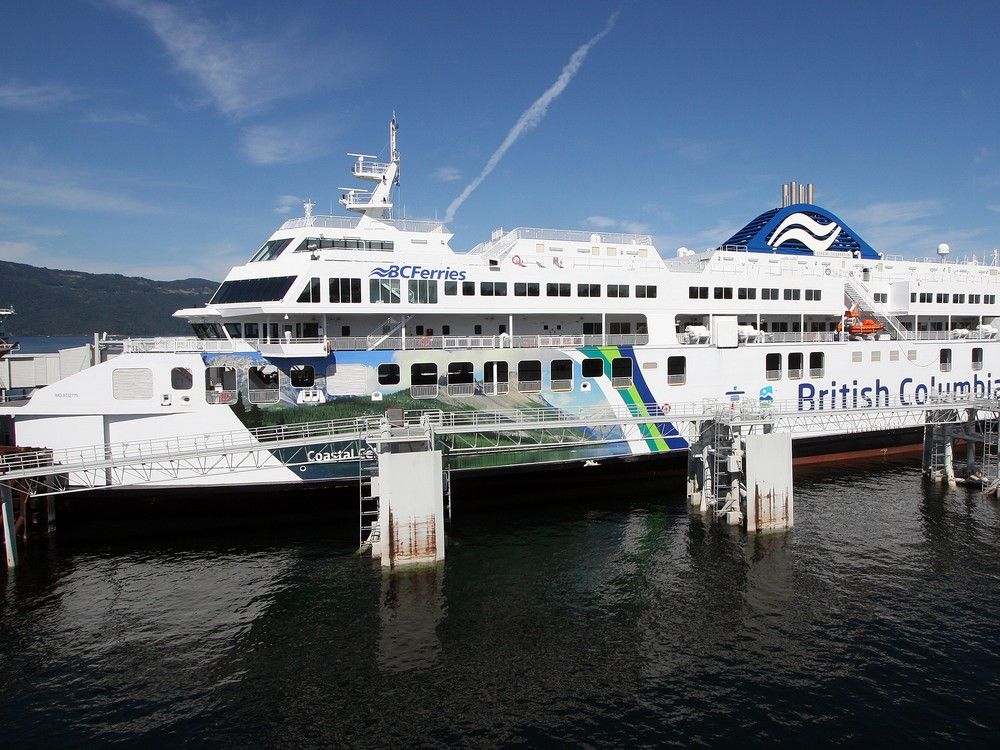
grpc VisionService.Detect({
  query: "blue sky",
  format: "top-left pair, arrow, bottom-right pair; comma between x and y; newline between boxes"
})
2,0 -> 1000,281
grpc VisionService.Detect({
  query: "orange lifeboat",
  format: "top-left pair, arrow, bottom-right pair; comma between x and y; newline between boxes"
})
836,312 -> 885,337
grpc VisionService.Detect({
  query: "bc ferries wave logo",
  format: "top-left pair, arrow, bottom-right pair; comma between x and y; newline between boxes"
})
370,264 -> 466,280
767,212 -> 842,253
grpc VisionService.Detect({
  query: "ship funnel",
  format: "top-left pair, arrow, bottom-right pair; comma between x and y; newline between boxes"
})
781,182 -> 815,207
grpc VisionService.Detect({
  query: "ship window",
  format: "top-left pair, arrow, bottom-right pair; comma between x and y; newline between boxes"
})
474,325 -> 482,335
689,286 -> 709,299
852,352 -> 862,363
551,359 -> 573,391
480,282 -> 507,296
462,281 -> 475,296
517,360 -> 542,392
582,358 -> 604,378
890,350 -> 899,361
378,363 -> 400,385
937,293 -> 949,303
738,287 -> 757,300
583,322 -> 602,335
609,322 -> 631,335
762,288 -> 779,300
330,277 -> 362,303
243,322 -> 260,338
809,352 -> 826,378
954,294 -> 965,303
940,348 -> 952,372
290,365 -> 314,388
515,282 -> 539,296
370,278 -> 401,304
611,357 -> 632,388
211,276 -> 297,305
410,363 -> 437,385
908,350 -> 917,361
249,238 -> 292,262
765,353 -> 781,381
607,284 -> 630,298
205,366 -> 237,404
636,285 -> 657,298
783,289 -> 801,301
577,283 -> 601,297
444,281 -> 458,296
546,283 -> 571,297
788,352 -> 803,380
407,279 -> 438,304
667,356 -> 685,385
911,293 -> 917,302
987,294 -> 997,304
484,361 -> 509,394
223,323 -> 242,339
871,351 -> 881,363
297,277 -> 322,303
973,347 -> 984,371
442,326 -> 450,335
170,367 -> 193,390
191,323 -> 224,339
713,287 -> 733,300
248,365 -> 280,404
448,361 -> 475,387
805,289 -> 822,301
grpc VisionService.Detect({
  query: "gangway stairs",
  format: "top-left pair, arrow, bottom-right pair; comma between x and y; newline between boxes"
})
366,315 -> 411,350
844,279 -> 910,340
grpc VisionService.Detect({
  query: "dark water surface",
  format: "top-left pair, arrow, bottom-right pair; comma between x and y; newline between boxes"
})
3,458 -> 1000,746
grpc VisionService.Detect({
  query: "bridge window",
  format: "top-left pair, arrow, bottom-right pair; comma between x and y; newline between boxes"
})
191,323 -> 224,339
223,323 -> 242,339
788,352 -> 803,380
171,367 -> 193,390
484,361 -> 509,395
517,360 -> 542,392
940,348 -> 952,373
582,358 -> 604,378
211,276 -> 297,305
765,353 -> 781,381
330,277 -> 362,303
378,363 -> 400,385
290,365 -> 314,388
410,363 -> 438,399
636,285 -> 657,298
667,356 -> 685,385
973,347 -> 984,371
249,238 -> 292,263
551,359 -> 573,391
297,277 -> 321,303
408,279 -> 438,304
611,357 -> 632,388
577,283 -> 601,297
607,284 -> 629,298
689,286 -> 709,299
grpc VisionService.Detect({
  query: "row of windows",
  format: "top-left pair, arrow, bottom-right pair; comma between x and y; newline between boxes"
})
689,286 -> 822,302
293,237 -> 393,253
376,357 -> 640,389
765,352 -> 826,381
300,277 -> 660,304
912,292 -> 996,305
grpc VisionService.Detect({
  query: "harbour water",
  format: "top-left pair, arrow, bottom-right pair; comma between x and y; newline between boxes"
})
2,457 -> 1000,745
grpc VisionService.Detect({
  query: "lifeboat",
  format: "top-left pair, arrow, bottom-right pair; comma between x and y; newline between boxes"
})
836,312 -> 885,338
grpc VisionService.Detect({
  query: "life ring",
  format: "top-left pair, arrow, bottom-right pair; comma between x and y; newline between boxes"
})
323,340 -> 333,353
511,254 -> 524,267
824,268 -> 831,276
660,402 -> 671,414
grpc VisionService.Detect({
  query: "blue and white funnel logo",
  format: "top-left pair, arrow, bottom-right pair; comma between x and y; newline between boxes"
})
767,212 -> 842,253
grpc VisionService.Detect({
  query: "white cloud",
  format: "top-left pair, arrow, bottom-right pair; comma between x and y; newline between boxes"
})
241,123 -> 330,166
850,199 -> 941,226
432,166 -> 462,183
585,215 -> 649,234
988,204 -> 1000,214
0,165 -> 155,214
107,0 -> 361,119
0,81 -> 82,111
274,194 -> 302,214
0,240 -> 38,262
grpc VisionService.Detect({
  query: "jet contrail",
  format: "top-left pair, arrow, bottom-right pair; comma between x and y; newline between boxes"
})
444,11 -> 619,224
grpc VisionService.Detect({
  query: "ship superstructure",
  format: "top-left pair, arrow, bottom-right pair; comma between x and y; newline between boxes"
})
3,120 -> 1000,489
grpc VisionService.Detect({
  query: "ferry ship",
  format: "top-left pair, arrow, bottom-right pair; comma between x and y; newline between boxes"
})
2,118 -> 999,488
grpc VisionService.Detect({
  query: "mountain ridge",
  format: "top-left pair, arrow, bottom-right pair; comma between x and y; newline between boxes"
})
0,259 -> 218,335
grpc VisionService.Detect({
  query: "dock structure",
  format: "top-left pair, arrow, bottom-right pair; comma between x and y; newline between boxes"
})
3,394 -> 1000,569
